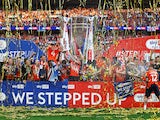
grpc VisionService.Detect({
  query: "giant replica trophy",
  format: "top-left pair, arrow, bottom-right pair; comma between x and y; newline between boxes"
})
61,16 -> 95,63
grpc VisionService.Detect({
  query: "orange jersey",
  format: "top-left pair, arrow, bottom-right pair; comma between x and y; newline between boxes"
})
145,69 -> 159,88
113,67 -> 126,82
6,74 -> 14,80
47,47 -> 60,63
60,67 -> 69,81
40,61 -> 49,71
96,58 -> 105,68
32,65 -> 40,81
15,71 -> 21,78
70,61 -> 80,77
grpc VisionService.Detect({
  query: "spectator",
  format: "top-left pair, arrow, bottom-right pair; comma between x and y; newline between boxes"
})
32,60 -> 40,81
69,60 -> 81,81
47,41 -> 61,64
40,55 -> 49,71
0,7 -> 160,82
59,60 -> 70,81
47,60 -> 59,83
39,64 -> 48,81
15,58 -> 22,81
21,58 -> 32,81
153,56 -> 160,70
4,58 -> 15,80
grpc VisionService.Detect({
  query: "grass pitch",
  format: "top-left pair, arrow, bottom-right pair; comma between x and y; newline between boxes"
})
0,107 -> 159,120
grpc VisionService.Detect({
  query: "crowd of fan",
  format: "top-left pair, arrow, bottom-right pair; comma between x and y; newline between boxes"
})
0,11 -> 61,27
0,53 -> 98,82
0,30 -> 159,83
0,7 -> 160,82
0,8 -> 160,27
0,39 -> 159,82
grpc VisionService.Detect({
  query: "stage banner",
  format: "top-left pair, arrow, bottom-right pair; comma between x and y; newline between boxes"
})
0,81 -> 68,107
104,35 -> 160,62
0,81 -> 159,108
114,79 -> 134,99
0,38 -> 44,61
68,82 -> 160,108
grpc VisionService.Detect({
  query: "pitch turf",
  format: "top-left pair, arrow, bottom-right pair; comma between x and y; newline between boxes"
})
0,107 -> 159,120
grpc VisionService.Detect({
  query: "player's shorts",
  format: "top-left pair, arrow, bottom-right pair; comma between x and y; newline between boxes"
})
145,84 -> 160,98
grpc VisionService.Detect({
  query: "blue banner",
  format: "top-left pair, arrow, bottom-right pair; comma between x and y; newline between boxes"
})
114,79 -> 134,99
0,38 -> 44,60
0,26 -> 60,31
0,81 -> 68,107
0,26 -> 160,31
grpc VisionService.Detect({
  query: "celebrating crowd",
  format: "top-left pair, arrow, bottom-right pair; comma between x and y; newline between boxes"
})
0,6 -> 160,82
0,8 -> 160,27
0,37 -> 159,82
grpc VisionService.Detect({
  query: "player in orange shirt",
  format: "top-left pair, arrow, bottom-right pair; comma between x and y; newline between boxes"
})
144,64 -> 160,110
47,41 -> 63,64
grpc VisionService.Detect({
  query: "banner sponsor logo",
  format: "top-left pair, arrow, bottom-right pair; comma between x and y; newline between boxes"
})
62,85 -> 68,89
0,92 -> 6,101
36,84 -> 49,89
12,84 -> 25,89
146,39 -> 160,50
146,26 -> 156,31
134,93 -> 159,102
0,53 -> 8,62
88,85 -> 101,89
0,39 -> 6,50
68,84 -> 75,89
